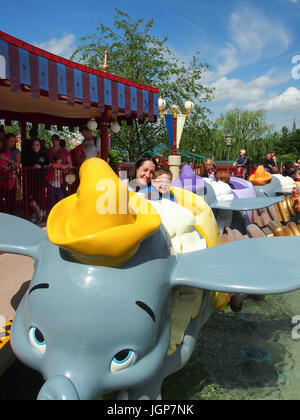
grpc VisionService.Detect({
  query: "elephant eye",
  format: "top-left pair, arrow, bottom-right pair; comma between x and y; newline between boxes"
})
111,349 -> 136,372
29,327 -> 46,355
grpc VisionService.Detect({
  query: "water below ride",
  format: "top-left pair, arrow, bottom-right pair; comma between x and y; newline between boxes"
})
163,290 -> 300,400
1,290 -> 300,400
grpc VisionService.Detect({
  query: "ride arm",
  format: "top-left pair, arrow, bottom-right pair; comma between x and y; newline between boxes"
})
0,213 -> 47,259
171,236 -> 300,295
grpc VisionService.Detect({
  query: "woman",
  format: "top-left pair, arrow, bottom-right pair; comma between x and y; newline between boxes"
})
295,157 -> 300,168
128,155 -> 158,194
0,134 -> 20,214
47,134 -> 72,166
26,139 -> 50,223
0,125 -> 5,151
201,158 -> 217,180
0,133 -> 21,167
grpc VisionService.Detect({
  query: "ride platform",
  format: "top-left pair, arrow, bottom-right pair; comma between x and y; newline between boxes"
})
0,253 -> 34,376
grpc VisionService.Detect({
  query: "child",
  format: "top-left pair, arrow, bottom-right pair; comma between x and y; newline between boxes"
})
295,170 -> 300,182
216,171 -> 235,189
46,156 -> 70,209
149,167 -> 175,202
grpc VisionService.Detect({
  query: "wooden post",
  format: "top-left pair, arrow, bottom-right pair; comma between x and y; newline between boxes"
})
172,115 -> 177,155
20,119 -> 27,155
101,122 -> 109,162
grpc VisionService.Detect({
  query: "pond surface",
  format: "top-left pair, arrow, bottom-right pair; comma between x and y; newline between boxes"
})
162,290 -> 300,400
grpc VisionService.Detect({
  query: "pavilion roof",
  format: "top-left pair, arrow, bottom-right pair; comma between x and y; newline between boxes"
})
0,31 -> 159,129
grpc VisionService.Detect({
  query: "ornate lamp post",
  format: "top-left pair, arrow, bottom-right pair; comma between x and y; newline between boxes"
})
158,98 -> 194,154
158,97 -> 167,118
158,97 -> 194,178
225,131 -> 233,174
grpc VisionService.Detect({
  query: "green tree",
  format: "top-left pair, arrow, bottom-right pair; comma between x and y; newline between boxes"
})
277,128 -> 300,162
71,9 -> 213,161
215,109 -> 276,163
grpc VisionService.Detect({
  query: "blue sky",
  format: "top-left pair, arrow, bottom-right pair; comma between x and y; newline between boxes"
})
2,0 -> 300,131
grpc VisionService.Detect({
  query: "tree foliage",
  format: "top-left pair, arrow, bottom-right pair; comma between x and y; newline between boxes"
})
70,9 -> 213,161
214,109 -> 276,163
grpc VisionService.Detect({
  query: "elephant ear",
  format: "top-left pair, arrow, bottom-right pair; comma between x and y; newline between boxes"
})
0,213 -> 47,259
204,180 -> 283,211
210,196 -> 283,211
171,236 -> 300,295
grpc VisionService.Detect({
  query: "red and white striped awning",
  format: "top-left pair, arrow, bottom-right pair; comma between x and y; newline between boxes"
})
0,31 -> 159,128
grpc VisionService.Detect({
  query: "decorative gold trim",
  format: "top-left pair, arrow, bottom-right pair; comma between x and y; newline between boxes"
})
102,50 -> 110,73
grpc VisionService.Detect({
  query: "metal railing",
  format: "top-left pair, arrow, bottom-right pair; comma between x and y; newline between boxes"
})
0,163 -> 259,221
0,167 -> 79,221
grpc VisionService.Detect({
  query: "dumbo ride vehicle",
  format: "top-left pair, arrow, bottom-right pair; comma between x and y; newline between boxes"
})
0,158 -> 299,400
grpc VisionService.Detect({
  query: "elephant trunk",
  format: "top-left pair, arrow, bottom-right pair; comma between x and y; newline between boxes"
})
37,376 -> 80,400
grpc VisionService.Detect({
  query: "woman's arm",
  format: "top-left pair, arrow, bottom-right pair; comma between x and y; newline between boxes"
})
0,154 -> 12,164
14,151 -> 21,168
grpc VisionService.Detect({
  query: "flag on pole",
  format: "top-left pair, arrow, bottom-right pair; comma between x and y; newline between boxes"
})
164,114 -> 174,149
176,114 -> 186,149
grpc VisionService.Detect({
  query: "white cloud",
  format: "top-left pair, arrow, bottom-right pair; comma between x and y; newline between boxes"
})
229,6 -> 290,62
203,5 -> 291,81
209,73 -> 290,103
225,103 -> 237,112
244,86 -> 300,112
35,33 -> 76,59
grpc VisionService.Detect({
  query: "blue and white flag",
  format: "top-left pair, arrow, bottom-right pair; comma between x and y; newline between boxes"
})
165,114 -> 174,150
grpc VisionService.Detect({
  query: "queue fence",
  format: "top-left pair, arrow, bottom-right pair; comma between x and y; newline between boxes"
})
0,163 -> 259,221
0,167 -> 79,220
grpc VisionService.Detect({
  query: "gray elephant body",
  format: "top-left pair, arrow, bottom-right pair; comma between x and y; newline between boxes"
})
11,226 -> 178,399
1,212 -> 300,400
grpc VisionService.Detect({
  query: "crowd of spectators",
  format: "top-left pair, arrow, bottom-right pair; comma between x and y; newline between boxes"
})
261,150 -> 300,180
0,125 -> 98,222
1,125 -> 300,222
231,148 -> 299,181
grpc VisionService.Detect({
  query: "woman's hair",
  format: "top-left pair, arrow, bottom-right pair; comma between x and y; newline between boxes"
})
203,158 -> 216,171
32,139 -> 41,149
134,154 -> 158,177
51,134 -> 60,142
284,161 -> 293,169
5,133 -> 16,141
3,133 -> 16,151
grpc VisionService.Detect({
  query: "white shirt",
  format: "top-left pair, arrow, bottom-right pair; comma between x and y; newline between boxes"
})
82,137 -> 101,160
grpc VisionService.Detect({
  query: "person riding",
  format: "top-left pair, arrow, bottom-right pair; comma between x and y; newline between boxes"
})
201,159 -> 217,180
128,154 -> 158,194
149,167 -> 175,202
262,152 -> 275,173
233,149 -> 249,178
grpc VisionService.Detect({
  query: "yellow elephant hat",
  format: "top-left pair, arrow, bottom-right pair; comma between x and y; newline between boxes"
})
249,165 -> 272,186
47,158 -> 161,267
